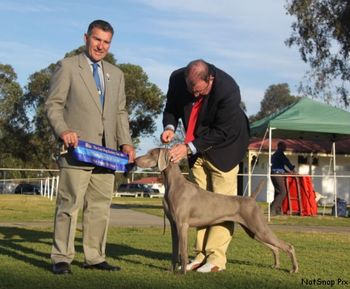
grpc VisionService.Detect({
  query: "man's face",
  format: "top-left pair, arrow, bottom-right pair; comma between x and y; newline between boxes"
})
84,27 -> 112,62
186,77 -> 213,97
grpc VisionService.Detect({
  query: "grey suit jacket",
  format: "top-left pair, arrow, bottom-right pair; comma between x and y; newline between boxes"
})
45,53 -> 132,169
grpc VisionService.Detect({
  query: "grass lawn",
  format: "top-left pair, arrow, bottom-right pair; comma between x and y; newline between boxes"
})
0,195 -> 349,289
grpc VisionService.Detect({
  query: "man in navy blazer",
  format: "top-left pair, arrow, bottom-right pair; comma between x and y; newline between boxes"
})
161,59 -> 249,273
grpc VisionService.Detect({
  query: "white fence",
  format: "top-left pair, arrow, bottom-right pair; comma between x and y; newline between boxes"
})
1,167 -> 349,210
0,168 -> 59,200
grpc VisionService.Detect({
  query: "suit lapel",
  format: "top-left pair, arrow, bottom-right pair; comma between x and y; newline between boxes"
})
184,101 -> 193,127
78,54 -> 103,113
197,95 -> 208,126
101,61 -> 112,115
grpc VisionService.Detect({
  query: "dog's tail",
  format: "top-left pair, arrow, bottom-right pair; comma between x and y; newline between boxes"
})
250,178 -> 267,199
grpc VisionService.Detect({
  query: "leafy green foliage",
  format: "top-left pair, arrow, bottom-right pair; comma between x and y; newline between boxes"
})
249,83 -> 299,122
286,0 -> 350,106
119,63 -> 164,139
0,64 -> 42,176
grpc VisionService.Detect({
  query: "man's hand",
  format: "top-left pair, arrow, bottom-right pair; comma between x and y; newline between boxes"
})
161,129 -> 175,144
169,143 -> 187,163
121,144 -> 136,163
60,130 -> 79,148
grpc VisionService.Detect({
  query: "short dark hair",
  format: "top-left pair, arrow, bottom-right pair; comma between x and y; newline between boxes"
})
87,20 -> 114,36
277,141 -> 286,151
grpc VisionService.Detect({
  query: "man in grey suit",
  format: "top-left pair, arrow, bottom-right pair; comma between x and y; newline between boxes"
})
45,19 -> 135,274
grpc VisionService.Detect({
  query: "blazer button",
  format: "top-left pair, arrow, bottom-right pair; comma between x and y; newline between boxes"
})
98,133 -> 103,136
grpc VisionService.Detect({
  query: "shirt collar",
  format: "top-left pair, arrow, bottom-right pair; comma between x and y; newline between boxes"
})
84,53 -> 102,68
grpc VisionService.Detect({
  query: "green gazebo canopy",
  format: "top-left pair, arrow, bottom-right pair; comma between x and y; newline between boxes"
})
250,98 -> 350,140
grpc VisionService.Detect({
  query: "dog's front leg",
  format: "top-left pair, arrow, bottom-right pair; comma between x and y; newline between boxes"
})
169,219 -> 179,272
177,222 -> 189,274
163,200 -> 179,272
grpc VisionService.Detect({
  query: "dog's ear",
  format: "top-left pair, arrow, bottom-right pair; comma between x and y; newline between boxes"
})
157,148 -> 169,171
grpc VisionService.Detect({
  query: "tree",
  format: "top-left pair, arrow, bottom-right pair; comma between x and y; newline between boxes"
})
0,64 -> 26,129
285,0 -> 350,107
249,83 -> 299,122
118,63 -> 164,141
0,64 -> 39,177
24,63 -> 58,169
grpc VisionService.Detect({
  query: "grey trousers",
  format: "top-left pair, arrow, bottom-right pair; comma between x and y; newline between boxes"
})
51,167 -> 115,265
270,175 -> 287,214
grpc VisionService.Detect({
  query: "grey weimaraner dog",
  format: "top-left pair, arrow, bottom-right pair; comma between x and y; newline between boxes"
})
134,148 -> 298,274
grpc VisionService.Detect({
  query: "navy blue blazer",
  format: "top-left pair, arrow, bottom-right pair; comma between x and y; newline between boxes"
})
163,63 -> 250,172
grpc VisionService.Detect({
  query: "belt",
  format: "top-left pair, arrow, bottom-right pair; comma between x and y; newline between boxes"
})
271,169 -> 285,174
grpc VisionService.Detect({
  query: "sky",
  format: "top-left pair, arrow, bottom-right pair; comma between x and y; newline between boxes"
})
0,0 -> 309,153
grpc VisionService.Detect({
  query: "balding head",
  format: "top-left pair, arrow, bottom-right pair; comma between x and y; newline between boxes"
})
184,59 -> 214,97
185,59 -> 210,86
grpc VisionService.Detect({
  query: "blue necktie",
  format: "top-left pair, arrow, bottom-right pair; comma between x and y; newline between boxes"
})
92,63 -> 104,107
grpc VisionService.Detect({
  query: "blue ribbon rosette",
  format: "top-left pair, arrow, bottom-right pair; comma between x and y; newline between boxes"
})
72,140 -> 129,172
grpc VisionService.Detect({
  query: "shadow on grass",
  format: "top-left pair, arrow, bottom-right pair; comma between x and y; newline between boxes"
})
0,226 -> 294,274
111,203 -> 163,210
106,242 -> 171,271
0,227 -> 52,271
229,258 -> 291,273
0,226 -> 171,272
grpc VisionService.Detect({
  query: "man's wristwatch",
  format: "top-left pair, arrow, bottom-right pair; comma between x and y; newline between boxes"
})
186,144 -> 192,155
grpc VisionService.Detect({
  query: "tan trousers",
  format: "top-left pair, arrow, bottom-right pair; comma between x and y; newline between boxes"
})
191,156 -> 238,269
51,168 -> 114,265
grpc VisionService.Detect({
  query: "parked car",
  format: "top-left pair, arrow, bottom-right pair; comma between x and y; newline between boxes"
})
115,183 -> 152,197
144,188 -> 163,198
14,183 -> 41,195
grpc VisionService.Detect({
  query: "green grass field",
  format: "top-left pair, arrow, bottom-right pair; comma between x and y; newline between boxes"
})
0,195 -> 349,289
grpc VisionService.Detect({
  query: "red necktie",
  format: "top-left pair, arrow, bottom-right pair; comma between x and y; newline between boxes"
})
185,97 -> 204,144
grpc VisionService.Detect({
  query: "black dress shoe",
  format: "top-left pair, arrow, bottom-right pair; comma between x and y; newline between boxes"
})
52,262 -> 71,274
83,261 -> 121,271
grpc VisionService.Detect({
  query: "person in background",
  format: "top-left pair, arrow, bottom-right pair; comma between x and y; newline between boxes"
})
270,141 -> 295,215
161,59 -> 249,273
45,19 -> 135,275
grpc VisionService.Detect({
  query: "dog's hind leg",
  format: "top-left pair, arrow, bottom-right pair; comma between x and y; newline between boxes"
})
240,224 -> 280,269
239,202 -> 299,273
259,241 -> 281,269
253,228 -> 298,273
259,238 -> 298,273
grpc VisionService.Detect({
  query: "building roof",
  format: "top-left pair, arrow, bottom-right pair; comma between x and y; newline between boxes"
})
132,177 -> 163,184
249,137 -> 350,154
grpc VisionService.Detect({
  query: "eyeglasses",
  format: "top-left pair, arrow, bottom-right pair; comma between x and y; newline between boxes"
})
186,79 -> 211,96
